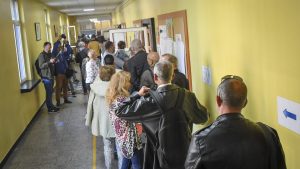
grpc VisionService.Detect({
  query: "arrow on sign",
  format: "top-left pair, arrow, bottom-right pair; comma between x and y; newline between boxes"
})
283,109 -> 297,120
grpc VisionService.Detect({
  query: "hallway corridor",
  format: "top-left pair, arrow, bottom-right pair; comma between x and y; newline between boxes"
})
2,89 -> 117,169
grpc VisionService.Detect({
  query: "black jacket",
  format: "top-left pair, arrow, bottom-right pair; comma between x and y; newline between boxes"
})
75,48 -> 88,68
116,84 -> 208,169
173,69 -> 189,90
126,50 -> 149,92
185,113 -> 286,169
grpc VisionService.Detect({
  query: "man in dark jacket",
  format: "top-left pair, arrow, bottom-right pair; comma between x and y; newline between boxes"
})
125,39 -> 149,92
75,41 -> 89,94
116,61 -> 208,169
185,75 -> 286,169
161,54 -> 189,90
54,45 -> 72,106
140,52 -> 160,90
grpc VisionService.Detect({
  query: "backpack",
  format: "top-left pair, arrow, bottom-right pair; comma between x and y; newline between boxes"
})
150,88 -> 190,169
35,54 -> 45,78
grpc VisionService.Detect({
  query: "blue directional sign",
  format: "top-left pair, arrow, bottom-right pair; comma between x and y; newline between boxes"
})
283,109 -> 297,120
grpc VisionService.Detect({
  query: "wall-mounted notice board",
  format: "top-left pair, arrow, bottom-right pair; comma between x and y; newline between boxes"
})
157,10 -> 192,90
133,18 -> 157,52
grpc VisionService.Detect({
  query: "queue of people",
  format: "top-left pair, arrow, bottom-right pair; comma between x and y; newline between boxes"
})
37,34 -> 286,169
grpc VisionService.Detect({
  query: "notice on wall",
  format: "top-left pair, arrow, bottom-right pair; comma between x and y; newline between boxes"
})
160,38 -> 174,55
202,66 -> 212,85
174,34 -> 186,75
159,25 -> 167,39
278,96 -> 300,134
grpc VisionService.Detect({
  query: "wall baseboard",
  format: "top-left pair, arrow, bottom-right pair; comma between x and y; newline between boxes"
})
0,102 -> 45,169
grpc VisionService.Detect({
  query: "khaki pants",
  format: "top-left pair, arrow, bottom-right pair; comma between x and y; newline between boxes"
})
55,74 -> 68,103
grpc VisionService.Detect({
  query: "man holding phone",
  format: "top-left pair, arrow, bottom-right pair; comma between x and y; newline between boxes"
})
38,42 -> 59,113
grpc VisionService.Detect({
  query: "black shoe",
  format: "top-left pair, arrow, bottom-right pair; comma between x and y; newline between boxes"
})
52,106 -> 60,111
48,108 -> 59,113
56,103 -> 61,107
64,100 -> 72,104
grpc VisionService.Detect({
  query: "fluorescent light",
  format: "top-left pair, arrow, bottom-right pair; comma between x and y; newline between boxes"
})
89,18 -> 98,22
83,8 -> 95,12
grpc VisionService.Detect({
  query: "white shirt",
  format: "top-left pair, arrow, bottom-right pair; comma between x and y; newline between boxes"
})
157,83 -> 172,90
86,59 -> 99,84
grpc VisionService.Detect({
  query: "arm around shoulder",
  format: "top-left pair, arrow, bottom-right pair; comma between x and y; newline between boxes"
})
116,93 -> 161,122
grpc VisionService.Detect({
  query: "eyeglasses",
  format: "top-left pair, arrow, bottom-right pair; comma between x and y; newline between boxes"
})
220,75 -> 243,83
217,75 -> 244,96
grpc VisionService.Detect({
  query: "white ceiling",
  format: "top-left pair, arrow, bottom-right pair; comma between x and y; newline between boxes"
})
39,0 -> 124,16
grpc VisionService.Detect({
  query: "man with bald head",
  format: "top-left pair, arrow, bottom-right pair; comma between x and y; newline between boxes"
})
185,75 -> 286,169
140,52 -> 160,90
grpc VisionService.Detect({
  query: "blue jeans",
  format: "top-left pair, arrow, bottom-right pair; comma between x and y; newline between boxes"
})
42,78 -> 54,110
116,145 -> 143,169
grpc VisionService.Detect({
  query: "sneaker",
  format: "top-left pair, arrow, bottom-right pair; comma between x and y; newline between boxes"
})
64,100 -> 72,104
48,108 -> 59,113
52,106 -> 60,111
72,92 -> 76,97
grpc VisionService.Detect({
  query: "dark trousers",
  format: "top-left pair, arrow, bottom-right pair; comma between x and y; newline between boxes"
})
80,66 -> 87,93
55,74 -> 68,103
42,78 -> 54,110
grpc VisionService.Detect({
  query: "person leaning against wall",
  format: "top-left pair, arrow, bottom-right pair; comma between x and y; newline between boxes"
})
38,42 -> 59,113
185,75 -> 287,169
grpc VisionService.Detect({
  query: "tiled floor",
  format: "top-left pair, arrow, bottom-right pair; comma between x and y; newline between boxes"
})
2,80 -> 118,169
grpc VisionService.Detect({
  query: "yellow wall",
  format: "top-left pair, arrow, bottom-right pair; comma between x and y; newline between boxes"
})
0,0 -> 70,162
112,0 -> 300,168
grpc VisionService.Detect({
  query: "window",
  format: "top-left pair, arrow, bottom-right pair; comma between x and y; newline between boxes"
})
11,0 -> 26,82
44,9 -> 51,42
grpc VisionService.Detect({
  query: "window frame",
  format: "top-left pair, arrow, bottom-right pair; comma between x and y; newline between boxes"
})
11,0 -> 27,83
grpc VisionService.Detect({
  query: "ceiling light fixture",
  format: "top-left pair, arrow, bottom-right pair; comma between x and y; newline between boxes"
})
89,18 -> 98,22
83,8 -> 95,12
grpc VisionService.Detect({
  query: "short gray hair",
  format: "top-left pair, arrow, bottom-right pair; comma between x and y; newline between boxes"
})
154,61 -> 174,83
217,79 -> 247,108
130,39 -> 143,52
78,41 -> 85,48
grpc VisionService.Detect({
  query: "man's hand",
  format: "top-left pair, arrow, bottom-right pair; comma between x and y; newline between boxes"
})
50,58 -> 56,63
138,86 -> 150,96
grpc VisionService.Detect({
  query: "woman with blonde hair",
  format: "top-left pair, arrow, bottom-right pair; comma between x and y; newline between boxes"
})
106,71 -> 143,169
85,49 -> 101,92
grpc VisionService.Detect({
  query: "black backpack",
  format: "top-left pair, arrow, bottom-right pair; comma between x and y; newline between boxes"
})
35,58 -> 42,78
35,54 -> 45,78
150,88 -> 191,169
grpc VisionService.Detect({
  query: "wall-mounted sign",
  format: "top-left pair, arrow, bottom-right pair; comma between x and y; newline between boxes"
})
277,96 -> 300,134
